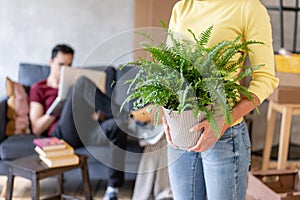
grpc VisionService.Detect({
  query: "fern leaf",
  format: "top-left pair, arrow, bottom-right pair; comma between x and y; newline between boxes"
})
198,25 -> 213,46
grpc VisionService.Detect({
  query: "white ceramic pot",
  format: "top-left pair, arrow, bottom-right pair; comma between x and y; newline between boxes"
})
163,108 -> 205,150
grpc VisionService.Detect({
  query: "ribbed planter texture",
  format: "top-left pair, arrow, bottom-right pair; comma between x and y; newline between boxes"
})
163,107 -> 205,150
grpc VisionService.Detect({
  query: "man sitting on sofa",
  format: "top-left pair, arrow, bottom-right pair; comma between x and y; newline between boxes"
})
29,44 -> 126,200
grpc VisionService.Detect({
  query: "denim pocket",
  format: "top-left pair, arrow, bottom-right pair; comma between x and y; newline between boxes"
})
241,127 -> 251,149
201,130 -> 233,160
218,132 -> 233,142
201,142 -> 216,159
240,123 -> 251,160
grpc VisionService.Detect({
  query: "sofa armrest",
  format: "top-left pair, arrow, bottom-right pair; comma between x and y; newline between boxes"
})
0,134 -> 36,160
0,98 -> 7,143
0,95 -> 6,102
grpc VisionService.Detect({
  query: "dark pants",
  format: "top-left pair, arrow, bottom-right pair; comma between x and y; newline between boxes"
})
51,76 -> 127,187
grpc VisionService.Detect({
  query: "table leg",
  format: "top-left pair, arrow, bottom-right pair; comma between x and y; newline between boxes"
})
1,181 -> 7,197
31,175 -> 39,200
5,173 -> 14,200
81,160 -> 92,200
262,101 -> 277,170
56,174 -> 64,195
277,107 -> 293,169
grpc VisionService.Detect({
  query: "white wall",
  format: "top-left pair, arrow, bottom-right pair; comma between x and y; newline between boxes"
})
0,0 -> 134,97
1,0 -> 298,98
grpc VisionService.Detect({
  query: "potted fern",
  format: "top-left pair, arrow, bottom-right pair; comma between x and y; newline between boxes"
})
121,25 -> 263,149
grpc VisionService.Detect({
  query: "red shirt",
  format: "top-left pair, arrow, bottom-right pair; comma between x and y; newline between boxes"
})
29,79 -> 59,136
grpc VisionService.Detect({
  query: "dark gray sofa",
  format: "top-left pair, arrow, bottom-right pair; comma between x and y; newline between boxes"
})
0,63 -> 143,182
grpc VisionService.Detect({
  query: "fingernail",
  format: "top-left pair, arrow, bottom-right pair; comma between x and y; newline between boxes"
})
189,127 -> 196,132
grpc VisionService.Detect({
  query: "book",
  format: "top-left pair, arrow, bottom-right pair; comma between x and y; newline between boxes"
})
33,137 -> 66,151
46,97 -> 64,116
39,154 -> 79,168
34,141 -> 74,158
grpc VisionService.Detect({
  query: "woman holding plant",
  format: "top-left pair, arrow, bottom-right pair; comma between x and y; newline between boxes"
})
163,0 -> 279,199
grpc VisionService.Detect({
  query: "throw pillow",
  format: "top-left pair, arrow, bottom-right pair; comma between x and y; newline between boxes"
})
5,77 -> 30,136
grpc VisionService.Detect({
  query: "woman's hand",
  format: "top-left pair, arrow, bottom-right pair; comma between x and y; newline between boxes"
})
162,116 -> 179,149
163,115 -> 229,152
188,116 -> 228,152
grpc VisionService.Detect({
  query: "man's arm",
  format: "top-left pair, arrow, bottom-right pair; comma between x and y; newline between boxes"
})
30,101 -> 56,136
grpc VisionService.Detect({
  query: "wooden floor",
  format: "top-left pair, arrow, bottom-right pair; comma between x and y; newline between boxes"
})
0,176 -> 134,200
0,155 -> 263,200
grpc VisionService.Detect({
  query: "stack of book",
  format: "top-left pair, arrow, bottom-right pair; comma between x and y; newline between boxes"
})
33,137 -> 79,168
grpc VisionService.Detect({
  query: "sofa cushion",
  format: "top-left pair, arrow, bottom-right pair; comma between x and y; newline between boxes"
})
18,63 -> 50,86
103,66 -> 116,98
0,134 -> 36,160
113,66 -> 138,112
5,77 -> 30,136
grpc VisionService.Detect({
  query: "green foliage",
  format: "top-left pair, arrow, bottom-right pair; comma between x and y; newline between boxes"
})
121,26 -> 263,137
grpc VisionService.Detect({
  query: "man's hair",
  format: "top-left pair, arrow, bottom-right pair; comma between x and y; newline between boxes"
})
51,44 -> 74,59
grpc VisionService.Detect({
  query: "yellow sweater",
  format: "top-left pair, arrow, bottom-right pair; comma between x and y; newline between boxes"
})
169,0 -> 279,105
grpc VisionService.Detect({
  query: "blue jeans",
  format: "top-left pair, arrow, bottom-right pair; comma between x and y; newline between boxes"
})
168,121 -> 251,200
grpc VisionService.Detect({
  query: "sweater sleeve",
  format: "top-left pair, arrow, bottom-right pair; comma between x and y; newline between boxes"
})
243,0 -> 279,103
168,1 -> 183,32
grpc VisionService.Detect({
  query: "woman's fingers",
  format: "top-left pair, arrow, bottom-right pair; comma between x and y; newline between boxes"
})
188,128 -> 208,152
188,121 -> 217,152
189,120 -> 209,133
162,116 -> 178,148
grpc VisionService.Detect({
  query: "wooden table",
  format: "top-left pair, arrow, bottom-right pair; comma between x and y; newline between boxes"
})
5,154 -> 92,200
